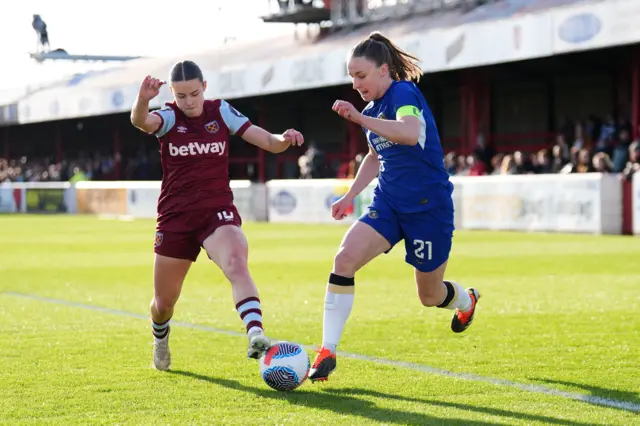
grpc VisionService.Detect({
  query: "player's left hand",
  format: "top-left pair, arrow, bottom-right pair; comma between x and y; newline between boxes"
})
282,129 -> 305,147
332,100 -> 362,124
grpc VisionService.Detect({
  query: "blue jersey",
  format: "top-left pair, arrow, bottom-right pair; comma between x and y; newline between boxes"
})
362,80 -> 453,214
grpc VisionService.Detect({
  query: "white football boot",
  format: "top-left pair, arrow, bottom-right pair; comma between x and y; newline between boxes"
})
153,328 -> 171,371
247,329 -> 270,359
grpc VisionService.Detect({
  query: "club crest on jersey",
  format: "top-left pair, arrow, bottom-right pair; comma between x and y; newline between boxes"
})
368,209 -> 379,219
205,120 -> 219,134
154,232 -> 163,247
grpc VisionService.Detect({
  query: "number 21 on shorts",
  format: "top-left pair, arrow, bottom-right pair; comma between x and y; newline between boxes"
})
413,239 -> 432,260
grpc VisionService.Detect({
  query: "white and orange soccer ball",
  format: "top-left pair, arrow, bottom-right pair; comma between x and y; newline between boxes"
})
259,341 -> 310,391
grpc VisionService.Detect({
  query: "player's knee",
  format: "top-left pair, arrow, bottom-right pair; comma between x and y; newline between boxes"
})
153,294 -> 178,314
333,248 -> 360,277
220,252 -> 250,282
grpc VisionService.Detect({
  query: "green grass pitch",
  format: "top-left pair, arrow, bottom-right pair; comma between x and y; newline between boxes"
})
0,215 -> 638,425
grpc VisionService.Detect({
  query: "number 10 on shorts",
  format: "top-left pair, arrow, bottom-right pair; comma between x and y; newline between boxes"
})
413,239 -> 432,260
217,211 -> 234,221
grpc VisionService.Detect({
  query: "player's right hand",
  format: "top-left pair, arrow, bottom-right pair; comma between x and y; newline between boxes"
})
138,75 -> 165,101
331,195 -> 353,220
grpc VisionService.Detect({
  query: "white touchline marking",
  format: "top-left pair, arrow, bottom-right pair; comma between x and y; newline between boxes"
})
5,291 -> 639,413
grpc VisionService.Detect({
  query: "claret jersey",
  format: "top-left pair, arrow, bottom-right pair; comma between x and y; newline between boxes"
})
151,99 -> 252,224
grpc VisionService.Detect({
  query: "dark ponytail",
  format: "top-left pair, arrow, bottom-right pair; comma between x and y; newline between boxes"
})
351,31 -> 422,82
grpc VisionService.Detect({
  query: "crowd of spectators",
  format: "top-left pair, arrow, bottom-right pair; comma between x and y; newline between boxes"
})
2,116 -> 639,184
0,149 -> 161,183
446,116 -> 639,182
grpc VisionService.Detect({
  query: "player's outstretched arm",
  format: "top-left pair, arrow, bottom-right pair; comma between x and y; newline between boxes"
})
331,146 -> 379,220
241,126 -> 304,154
131,76 -> 165,134
345,145 -> 380,200
332,100 -> 421,146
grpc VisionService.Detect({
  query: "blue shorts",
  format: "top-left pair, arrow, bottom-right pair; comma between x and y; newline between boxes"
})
359,197 -> 454,273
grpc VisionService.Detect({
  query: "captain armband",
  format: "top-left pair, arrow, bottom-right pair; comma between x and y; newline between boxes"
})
396,105 -> 421,120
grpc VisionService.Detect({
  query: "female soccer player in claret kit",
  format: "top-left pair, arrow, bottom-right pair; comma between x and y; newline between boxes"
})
130,61 -> 304,371
308,32 -> 481,382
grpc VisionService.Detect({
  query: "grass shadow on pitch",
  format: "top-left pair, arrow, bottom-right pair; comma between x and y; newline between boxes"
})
168,369 -> 499,425
531,378 -> 640,409
322,387 -> 598,426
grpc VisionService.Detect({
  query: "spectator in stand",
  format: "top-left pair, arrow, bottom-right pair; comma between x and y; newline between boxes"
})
622,141 -> 640,181
592,152 -> 613,173
0,158 -> 21,182
561,147 -> 581,173
348,153 -> 365,178
554,133 -> 570,162
573,122 -> 586,151
535,149 -> 552,174
336,159 -> 350,179
612,128 -> 632,172
512,151 -> 533,174
490,153 -> 504,175
618,118 -> 632,133
529,152 -> 539,173
574,148 -> 594,173
456,155 -> 469,175
337,153 -> 365,179
595,114 -> 616,155
499,154 -> 515,175
298,142 -> 326,179
69,167 -> 88,184
444,152 -> 457,176
550,144 -> 567,173
467,152 -> 487,176
0,159 -> 7,182
46,163 -> 59,181
472,133 -> 494,174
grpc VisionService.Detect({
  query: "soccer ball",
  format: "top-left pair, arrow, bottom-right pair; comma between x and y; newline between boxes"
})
259,341 -> 310,391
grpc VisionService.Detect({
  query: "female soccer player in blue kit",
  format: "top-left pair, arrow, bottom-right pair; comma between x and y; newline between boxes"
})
309,32 -> 481,382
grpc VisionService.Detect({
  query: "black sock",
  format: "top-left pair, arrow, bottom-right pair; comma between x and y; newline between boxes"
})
436,281 -> 455,308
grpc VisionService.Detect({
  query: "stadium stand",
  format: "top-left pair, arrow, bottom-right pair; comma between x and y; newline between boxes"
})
0,0 -> 639,186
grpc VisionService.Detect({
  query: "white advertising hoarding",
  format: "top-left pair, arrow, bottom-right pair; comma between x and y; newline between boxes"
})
455,173 -> 621,234
267,179 -> 359,224
1,174 -> 626,236
271,174 -> 622,235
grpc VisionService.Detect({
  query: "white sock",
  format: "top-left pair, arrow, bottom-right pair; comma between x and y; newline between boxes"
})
247,326 -> 263,335
439,281 -> 472,312
322,274 -> 355,353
